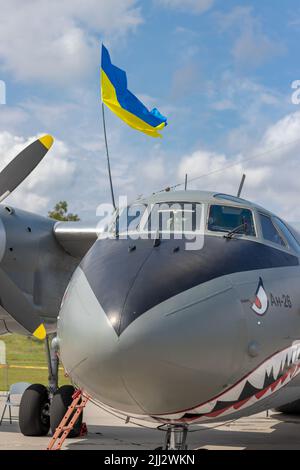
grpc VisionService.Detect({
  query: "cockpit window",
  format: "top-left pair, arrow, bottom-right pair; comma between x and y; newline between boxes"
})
208,205 -> 256,236
259,214 -> 286,247
109,202 -> 202,237
142,202 -> 202,234
273,217 -> 300,252
109,203 -> 147,235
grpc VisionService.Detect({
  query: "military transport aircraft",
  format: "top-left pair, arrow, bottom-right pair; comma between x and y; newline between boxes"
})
1,135 -> 300,449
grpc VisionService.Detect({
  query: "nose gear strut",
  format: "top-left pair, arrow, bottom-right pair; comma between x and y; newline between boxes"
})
45,334 -> 59,397
164,425 -> 189,450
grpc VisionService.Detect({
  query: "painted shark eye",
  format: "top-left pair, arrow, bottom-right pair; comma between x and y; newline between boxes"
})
251,278 -> 269,316
254,297 -> 262,309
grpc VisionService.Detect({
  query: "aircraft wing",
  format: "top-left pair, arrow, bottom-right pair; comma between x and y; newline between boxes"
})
53,222 -> 103,259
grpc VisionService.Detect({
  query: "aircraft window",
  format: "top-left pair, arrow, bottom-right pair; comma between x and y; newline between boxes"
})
143,202 -> 202,234
259,214 -> 286,247
273,217 -> 300,253
109,204 -> 147,235
208,205 -> 256,236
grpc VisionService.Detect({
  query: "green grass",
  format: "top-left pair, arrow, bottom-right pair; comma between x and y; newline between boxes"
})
0,334 -> 69,391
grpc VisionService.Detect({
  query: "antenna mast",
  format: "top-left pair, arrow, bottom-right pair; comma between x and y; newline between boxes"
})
237,174 -> 246,198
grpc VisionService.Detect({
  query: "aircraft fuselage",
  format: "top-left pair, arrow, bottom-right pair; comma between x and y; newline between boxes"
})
58,191 -> 300,424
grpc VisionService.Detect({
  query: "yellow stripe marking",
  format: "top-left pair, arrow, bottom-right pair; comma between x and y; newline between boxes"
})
0,365 -> 65,370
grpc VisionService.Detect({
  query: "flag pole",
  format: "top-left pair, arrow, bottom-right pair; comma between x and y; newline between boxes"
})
101,102 -> 116,210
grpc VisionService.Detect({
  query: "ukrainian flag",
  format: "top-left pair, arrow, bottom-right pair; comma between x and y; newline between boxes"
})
101,45 -> 167,138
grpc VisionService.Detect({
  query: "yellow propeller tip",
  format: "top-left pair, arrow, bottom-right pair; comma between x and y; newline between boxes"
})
39,134 -> 54,150
33,324 -> 46,340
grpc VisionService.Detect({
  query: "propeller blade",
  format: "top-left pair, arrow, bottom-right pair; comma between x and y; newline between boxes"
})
0,268 -> 46,340
0,135 -> 54,203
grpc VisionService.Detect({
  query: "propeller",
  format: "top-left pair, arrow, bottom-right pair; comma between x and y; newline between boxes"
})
0,134 -> 54,339
0,135 -> 54,203
0,267 -> 46,339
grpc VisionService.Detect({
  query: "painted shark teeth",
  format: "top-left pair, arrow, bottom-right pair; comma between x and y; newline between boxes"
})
287,349 -> 293,366
194,401 -> 217,414
248,369 -> 266,389
153,343 -> 300,425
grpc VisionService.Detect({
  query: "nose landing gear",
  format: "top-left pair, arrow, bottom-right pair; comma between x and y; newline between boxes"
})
19,334 -> 82,438
45,333 -> 59,396
164,425 -> 189,450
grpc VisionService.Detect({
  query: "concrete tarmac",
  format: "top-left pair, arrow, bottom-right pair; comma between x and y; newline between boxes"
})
0,396 -> 300,450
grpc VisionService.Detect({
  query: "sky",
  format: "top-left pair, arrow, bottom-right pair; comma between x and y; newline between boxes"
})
0,0 -> 300,223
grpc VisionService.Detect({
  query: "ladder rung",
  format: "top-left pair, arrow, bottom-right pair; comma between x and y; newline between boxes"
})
46,391 -> 89,451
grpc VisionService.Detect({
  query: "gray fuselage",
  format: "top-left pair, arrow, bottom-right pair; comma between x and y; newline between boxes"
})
57,191 -> 300,424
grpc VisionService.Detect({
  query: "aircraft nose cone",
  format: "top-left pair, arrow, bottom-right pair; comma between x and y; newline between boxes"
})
58,266 -> 145,414
79,238 -> 155,335
116,282 -> 246,416
58,237 -> 246,417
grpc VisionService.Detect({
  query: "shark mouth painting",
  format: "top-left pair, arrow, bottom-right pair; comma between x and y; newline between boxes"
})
154,343 -> 300,424
251,277 -> 269,316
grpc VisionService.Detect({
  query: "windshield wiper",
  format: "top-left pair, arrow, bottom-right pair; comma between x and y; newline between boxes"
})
153,229 -> 161,248
224,222 -> 248,240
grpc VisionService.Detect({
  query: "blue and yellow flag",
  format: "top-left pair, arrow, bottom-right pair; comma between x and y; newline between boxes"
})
101,45 -> 167,138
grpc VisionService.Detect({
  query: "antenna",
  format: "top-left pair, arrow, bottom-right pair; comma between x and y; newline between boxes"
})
185,174 -> 188,191
237,174 -> 246,198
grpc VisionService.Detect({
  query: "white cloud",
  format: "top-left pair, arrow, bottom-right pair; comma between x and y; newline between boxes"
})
211,99 -> 236,111
171,62 -> 201,100
0,107 -> 29,132
177,111 -> 300,223
233,28 -> 279,69
206,71 -> 287,154
0,0 -> 142,83
217,6 -> 284,69
156,0 -> 214,14
0,132 -> 75,213
139,157 -> 166,182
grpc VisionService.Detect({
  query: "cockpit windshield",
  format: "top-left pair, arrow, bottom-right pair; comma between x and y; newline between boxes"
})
109,202 -> 202,237
208,205 -> 256,237
109,203 -> 147,235
142,202 -> 202,234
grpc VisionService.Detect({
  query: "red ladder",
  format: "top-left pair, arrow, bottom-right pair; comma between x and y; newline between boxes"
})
47,389 -> 89,451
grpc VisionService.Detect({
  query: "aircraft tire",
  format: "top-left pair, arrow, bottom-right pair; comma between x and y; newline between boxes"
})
19,384 -> 50,436
50,385 -> 82,438
275,400 -> 300,414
